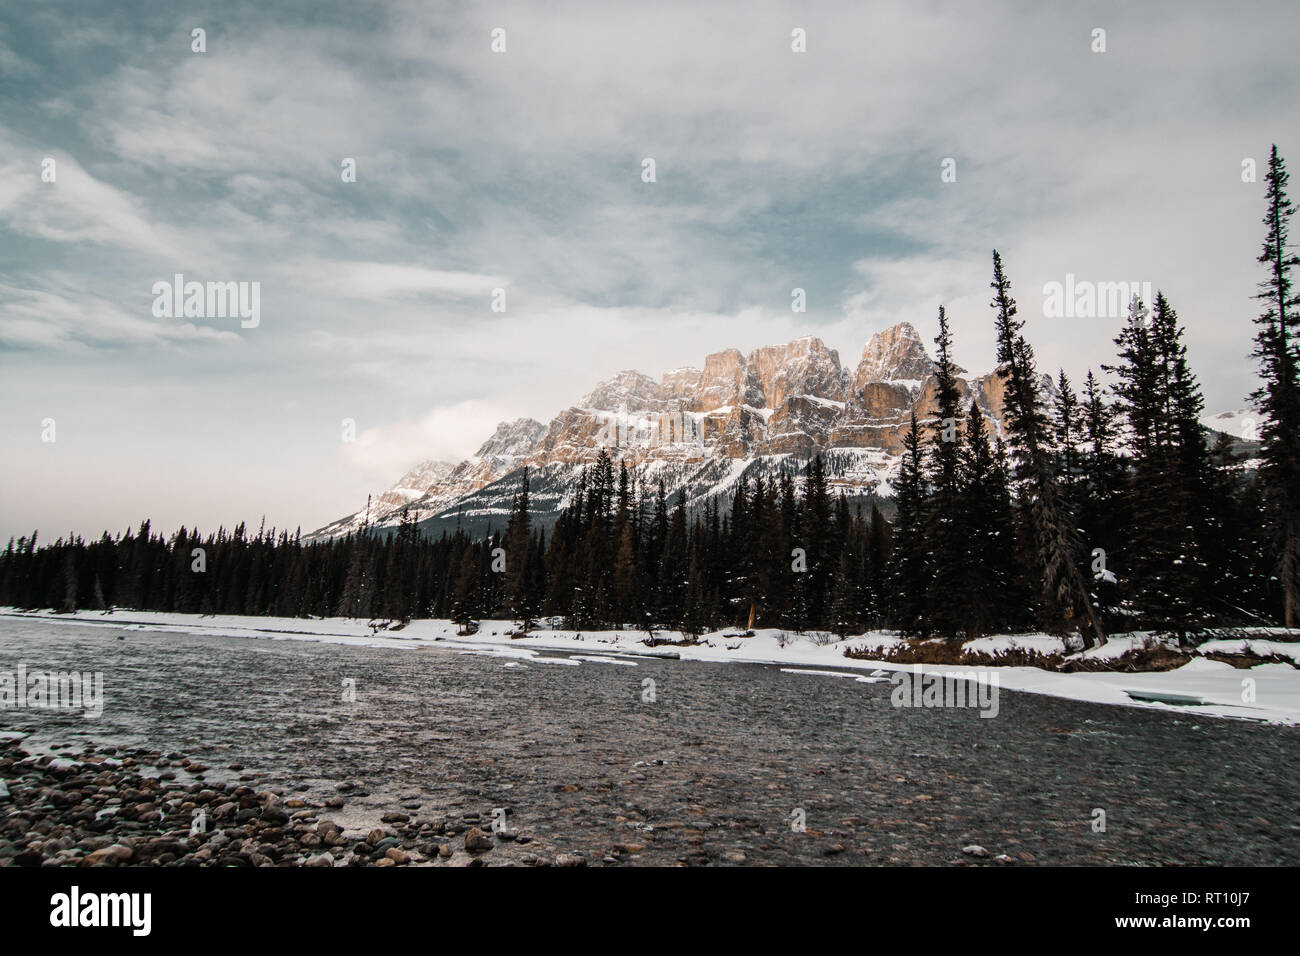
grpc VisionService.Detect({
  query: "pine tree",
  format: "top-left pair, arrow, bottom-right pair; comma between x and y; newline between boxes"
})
866,504 -> 890,630
781,472 -> 807,631
1152,291 -> 1215,638
1107,292 -> 1214,639
449,543 -> 481,633
830,532 -> 864,638
1250,145 -> 1300,628
990,250 -> 1106,646
681,548 -> 705,638
890,412 -> 929,636
503,468 -> 536,628
612,520 -> 638,628
756,473 -> 790,627
1052,370 -> 1085,510
1078,370 -> 1124,619
60,551 -> 78,613
954,402 -> 1007,637
660,497 -> 688,626
803,455 -> 832,628
923,306 -> 967,638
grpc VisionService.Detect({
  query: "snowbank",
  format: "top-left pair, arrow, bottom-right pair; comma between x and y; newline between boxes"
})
2,609 -> 1297,725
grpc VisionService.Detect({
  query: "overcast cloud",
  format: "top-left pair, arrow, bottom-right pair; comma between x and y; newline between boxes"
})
1,0 -> 1296,540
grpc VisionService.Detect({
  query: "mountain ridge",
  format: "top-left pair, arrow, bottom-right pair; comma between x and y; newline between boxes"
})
309,321 -> 1250,542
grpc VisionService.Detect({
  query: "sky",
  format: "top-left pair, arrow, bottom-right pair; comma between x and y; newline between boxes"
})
1,0 -> 1296,542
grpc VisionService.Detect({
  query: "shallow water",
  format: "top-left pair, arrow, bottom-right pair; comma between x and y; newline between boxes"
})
1,617 -> 1297,865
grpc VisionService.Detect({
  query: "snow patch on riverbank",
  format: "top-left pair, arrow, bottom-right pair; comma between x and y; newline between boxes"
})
3,609 -> 1297,725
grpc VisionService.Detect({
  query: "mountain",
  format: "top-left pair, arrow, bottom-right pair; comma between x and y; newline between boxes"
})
307,321 -> 1197,542
1200,407 -> 1265,460
1200,408 -> 1260,442
309,458 -> 455,539
308,420 -> 543,539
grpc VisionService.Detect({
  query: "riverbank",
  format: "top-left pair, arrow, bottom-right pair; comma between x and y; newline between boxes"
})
0,735 -> 552,867
4,608 -> 1298,724
2,617 -> 1297,866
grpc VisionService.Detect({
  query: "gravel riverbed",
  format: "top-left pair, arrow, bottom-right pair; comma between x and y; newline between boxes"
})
1,618 -> 1297,866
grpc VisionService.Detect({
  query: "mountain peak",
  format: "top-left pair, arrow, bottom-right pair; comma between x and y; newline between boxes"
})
746,335 -> 845,409
580,370 -> 664,412
854,321 -> 935,390
310,323 -> 973,540
474,418 -> 546,459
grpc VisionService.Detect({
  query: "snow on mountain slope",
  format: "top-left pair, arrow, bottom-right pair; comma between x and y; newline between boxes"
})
308,458 -> 455,539
388,459 -> 457,501
1201,408 -> 1262,441
310,420 -> 543,539
309,323 -> 1257,541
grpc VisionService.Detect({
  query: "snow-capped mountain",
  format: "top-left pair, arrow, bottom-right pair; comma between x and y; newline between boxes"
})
309,322 -> 998,539
384,459 -> 458,504
1200,408 -> 1262,442
309,458 -> 456,538
309,421 -> 543,539
310,321 -> 1248,542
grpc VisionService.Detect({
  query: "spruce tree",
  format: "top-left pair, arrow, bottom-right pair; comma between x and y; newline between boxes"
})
923,306 -> 967,638
990,250 -> 1106,646
955,402 -> 1006,637
1078,369 -> 1124,619
803,455 -> 832,628
866,504 -> 890,631
890,412 -> 929,636
503,469 -> 535,628
1152,291 -> 1215,638
1107,292 -> 1214,639
1250,145 -> 1300,628
1052,370 -> 1085,510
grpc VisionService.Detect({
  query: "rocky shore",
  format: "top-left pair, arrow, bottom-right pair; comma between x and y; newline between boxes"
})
0,736 -> 572,867
4,619 -> 1298,867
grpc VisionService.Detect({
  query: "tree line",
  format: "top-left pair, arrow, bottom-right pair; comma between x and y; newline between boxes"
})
2,147 -> 1296,645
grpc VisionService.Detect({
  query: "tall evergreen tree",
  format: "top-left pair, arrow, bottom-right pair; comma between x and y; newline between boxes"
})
890,412 -> 929,636
1077,369 -> 1125,619
803,455 -> 832,628
923,306 -> 968,638
955,402 -> 1011,637
1107,292 -> 1214,639
1052,370 -> 1085,510
990,250 -> 1106,646
865,504 -> 890,631
1250,145 -> 1300,628
503,468 -> 536,628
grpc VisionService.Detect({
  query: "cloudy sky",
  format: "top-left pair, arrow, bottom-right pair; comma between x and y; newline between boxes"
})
1,0 -> 1296,541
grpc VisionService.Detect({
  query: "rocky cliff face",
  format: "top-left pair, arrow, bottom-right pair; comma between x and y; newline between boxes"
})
851,321 -> 935,392
310,322 -> 1015,539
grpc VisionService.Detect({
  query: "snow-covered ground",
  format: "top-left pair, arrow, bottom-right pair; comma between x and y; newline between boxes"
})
2,608 -> 1297,726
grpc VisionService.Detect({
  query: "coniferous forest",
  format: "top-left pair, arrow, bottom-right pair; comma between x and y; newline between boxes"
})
3,147 -> 1297,647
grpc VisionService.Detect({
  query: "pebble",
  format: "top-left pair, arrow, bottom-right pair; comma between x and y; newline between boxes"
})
0,741 -> 410,869
83,844 -> 134,866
